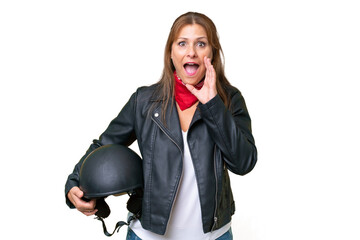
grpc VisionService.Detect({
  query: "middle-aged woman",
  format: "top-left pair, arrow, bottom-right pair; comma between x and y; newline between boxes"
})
65,12 -> 257,240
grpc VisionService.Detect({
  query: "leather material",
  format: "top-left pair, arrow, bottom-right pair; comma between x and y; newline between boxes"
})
65,83 -> 257,235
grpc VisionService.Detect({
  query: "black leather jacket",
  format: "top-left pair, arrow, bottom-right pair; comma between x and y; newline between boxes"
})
65,83 -> 257,235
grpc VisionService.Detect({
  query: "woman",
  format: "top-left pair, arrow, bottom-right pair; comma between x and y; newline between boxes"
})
65,12 -> 257,240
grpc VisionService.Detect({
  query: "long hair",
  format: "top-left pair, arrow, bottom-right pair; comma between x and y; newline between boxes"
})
153,12 -> 231,121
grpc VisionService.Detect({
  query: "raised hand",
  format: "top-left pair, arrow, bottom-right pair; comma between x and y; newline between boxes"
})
185,56 -> 217,104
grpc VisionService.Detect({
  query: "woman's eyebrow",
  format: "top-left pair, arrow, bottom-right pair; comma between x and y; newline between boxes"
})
176,36 -> 208,40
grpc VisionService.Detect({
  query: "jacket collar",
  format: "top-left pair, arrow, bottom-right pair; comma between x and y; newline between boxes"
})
150,96 -> 203,150
151,102 -> 184,151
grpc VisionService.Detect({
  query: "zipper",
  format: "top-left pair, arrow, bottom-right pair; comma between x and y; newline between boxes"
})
151,116 -> 183,153
152,114 -> 219,231
211,145 -> 219,232
151,115 -> 184,227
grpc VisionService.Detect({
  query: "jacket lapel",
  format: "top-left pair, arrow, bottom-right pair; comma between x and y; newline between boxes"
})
151,103 -> 184,151
189,108 -> 202,128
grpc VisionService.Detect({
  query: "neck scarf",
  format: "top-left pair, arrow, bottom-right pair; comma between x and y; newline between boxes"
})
174,71 -> 204,111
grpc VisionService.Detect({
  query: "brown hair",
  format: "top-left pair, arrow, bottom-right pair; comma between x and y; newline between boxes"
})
153,12 -> 231,121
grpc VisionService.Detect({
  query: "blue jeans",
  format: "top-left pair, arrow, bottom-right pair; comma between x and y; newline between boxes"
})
126,228 -> 233,240
126,228 -> 142,240
215,228 -> 233,240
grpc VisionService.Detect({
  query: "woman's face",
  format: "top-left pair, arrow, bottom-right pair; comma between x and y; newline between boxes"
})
171,24 -> 213,86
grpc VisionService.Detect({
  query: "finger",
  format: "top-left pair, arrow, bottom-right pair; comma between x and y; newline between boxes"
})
205,56 -> 211,66
81,209 -> 98,216
204,57 -> 214,83
73,195 -> 96,213
209,59 -> 215,78
203,57 -> 210,86
205,58 -> 211,80
68,187 -> 82,207
204,56 -> 211,72
68,187 -> 83,203
78,206 -> 97,215
210,64 -> 215,84
72,188 -> 95,208
209,61 -> 216,85
78,198 -> 96,210
185,84 -> 199,96
73,187 -> 84,199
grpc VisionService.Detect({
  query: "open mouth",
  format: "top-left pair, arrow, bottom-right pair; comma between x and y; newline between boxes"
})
184,63 -> 199,76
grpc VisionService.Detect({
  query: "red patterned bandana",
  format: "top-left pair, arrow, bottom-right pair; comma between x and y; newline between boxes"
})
174,71 -> 204,111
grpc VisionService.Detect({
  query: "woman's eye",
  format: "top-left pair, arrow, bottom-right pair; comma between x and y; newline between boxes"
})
178,41 -> 186,47
197,41 -> 206,47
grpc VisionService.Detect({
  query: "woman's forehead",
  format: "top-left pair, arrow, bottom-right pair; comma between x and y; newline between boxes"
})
174,24 -> 208,40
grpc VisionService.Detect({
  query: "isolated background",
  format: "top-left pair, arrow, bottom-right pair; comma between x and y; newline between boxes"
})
1,0 -> 359,239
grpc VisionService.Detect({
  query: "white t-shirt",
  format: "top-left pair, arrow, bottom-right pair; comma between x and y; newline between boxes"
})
129,131 -> 231,240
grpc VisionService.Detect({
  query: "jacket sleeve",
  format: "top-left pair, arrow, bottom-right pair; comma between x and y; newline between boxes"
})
64,92 -> 137,208
198,90 -> 257,175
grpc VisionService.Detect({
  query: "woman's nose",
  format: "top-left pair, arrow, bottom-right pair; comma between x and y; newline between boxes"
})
187,45 -> 197,58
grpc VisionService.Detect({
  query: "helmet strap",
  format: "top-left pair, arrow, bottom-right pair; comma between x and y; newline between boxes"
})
95,215 -> 134,237
95,190 -> 143,237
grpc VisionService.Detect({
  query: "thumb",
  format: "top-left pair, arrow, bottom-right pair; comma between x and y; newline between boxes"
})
185,84 -> 199,97
73,187 -> 84,199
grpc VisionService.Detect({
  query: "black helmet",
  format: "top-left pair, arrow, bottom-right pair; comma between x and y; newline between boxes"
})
79,144 -> 143,236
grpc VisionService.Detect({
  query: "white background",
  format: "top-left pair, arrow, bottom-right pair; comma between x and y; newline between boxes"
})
1,0 -> 359,239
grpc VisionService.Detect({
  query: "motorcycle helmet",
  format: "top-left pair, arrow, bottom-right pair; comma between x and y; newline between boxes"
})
79,144 -> 143,236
